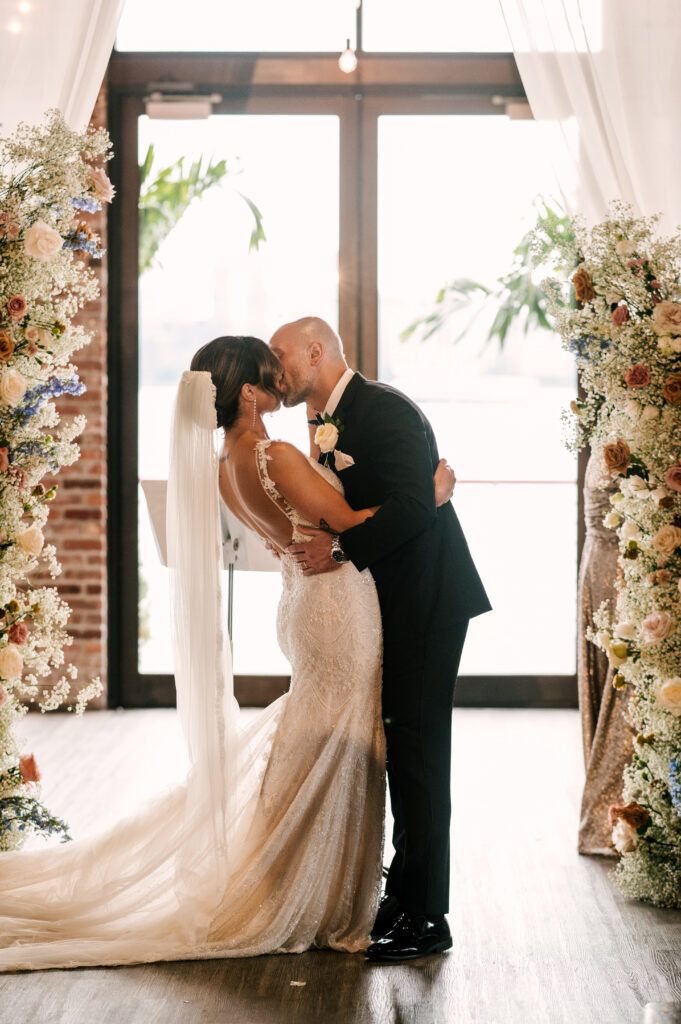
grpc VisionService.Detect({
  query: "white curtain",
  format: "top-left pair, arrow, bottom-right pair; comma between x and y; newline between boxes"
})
0,0 -> 125,132
500,0 -> 681,230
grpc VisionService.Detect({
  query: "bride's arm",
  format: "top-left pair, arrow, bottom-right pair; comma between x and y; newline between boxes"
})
264,441 -> 372,534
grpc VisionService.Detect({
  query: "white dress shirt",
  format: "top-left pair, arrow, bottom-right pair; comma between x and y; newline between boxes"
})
324,368 -> 355,417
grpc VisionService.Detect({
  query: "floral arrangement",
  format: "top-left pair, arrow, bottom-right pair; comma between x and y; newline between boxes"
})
0,110 -> 111,851
543,202 -> 681,907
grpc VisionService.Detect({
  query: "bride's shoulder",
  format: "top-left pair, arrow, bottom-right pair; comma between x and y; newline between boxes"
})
254,439 -> 307,473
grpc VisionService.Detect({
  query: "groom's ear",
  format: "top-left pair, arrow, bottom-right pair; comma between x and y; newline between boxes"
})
307,342 -> 323,367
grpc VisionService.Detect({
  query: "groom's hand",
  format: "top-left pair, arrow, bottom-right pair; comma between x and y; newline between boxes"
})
287,527 -> 342,576
434,458 -> 456,506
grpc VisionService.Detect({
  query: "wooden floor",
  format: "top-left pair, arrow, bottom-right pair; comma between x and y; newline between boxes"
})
1,708 -> 681,1024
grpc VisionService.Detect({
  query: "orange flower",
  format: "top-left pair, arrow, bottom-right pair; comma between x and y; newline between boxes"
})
662,372 -> 681,405
571,267 -> 596,304
603,439 -> 631,476
0,330 -> 14,363
608,802 -> 649,830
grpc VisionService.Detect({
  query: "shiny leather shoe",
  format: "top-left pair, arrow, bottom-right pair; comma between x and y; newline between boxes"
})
371,894 -> 403,940
365,911 -> 452,963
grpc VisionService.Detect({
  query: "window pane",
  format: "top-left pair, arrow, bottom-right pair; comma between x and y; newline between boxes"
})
117,0 -> 355,52
362,0 -> 512,52
137,114 -> 339,675
378,115 -> 576,676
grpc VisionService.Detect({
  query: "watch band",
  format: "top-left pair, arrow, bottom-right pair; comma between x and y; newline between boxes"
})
331,534 -> 349,563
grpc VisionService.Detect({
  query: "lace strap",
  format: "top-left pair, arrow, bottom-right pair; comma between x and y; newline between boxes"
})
254,439 -> 297,523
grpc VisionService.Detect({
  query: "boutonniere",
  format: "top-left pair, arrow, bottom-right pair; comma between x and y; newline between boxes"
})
308,411 -> 344,467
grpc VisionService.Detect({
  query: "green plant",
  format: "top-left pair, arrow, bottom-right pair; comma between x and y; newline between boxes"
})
402,198 -> 577,349
138,144 -> 266,275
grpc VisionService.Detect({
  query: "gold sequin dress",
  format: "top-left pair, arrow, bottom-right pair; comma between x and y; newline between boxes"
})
577,453 -> 635,856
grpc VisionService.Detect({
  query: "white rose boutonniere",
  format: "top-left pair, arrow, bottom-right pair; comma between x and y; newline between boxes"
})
310,412 -> 344,467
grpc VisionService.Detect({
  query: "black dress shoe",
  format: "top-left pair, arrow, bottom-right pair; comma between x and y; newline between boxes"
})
371,894 -> 403,940
365,911 -> 452,963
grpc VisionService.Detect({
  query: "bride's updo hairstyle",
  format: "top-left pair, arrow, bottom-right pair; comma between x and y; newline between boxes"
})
190,336 -> 282,431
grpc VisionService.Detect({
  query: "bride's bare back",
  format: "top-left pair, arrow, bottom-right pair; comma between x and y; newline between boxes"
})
218,429 -> 371,552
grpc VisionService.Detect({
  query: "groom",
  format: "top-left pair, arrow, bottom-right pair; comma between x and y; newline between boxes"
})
269,317 -> 491,963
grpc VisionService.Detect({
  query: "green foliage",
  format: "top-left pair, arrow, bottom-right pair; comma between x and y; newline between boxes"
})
402,198 -> 577,350
138,145 -> 266,275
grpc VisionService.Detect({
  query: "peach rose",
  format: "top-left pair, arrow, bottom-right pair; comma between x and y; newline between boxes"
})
662,372 -> 681,405
24,326 -> 39,343
616,239 -> 636,258
652,524 -> 681,556
8,621 -> 28,645
656,677 -> 681,716
18,752 -> 40,783
624,364 -> 650,388
652,299 -> 681,335
612,819 -> 638,853
23,219 -> 62,262
571,267 -> 595,304
89,165 -> 115,203
0,368 -> 25,405
0,643 -> 23,679
6,295 -> 27,320
608,802 -> 650,830
612,305 -> 630,327
603,439 -> 630,476
640,610 -> 675,644
0,330 -> 14,364
16,524 -> 44,557
665,464 -> 681,492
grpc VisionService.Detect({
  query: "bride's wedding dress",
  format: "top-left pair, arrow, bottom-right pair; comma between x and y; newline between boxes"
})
0,372 -> 384,971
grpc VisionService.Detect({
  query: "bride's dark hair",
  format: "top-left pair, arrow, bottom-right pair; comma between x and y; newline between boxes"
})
190,336 -> 282,431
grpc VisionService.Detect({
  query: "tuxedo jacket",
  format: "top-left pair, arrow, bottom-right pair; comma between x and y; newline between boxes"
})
328,373 -> 491,640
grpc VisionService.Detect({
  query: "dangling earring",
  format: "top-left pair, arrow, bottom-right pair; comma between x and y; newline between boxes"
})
251,395 -> 258,430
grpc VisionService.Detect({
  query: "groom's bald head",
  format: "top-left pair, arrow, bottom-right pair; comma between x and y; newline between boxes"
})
269,317 -> 347,408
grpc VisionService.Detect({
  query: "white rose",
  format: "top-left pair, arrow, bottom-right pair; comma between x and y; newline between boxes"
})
0,644 -> 23,680
616,239 -> 636,258
623,400 -> 640,421
16,524 -> 44,557
652,524 -> 681,556
0,368 -> 27,407
640,610 -> 675,644
612,819 -> 638,854
655,677 -> 681,716
314,422 -> 339,454
615,622 -> 636,639
651,487 -> 670,507
642,405 -> 660,422
595,631 -> 611,650
611,492 -> 625,505
620,521 -> 641,542
23,219 -> 62,262
604,511 -> 621,528
658,338 -> 674,355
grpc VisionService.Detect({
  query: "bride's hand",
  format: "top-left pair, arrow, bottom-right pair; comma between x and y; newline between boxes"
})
434,458 -> 456,506
287,526 -> 342,576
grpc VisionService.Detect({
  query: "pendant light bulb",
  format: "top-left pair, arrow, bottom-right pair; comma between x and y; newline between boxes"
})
338,39 -> 358,74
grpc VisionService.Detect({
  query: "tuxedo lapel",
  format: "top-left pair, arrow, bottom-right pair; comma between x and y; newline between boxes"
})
317,372 -> 365,467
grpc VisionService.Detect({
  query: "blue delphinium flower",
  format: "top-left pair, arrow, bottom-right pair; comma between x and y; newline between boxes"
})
62,229 -> 105,258
16,375 -> 87,428
567,335 -> 611,359
71,196 -> 102,214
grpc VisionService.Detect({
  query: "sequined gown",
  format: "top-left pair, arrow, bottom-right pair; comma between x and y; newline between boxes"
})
577,453 -> 635,856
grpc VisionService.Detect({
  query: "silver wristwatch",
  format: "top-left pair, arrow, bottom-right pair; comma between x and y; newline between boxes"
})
331,534 -> 349,563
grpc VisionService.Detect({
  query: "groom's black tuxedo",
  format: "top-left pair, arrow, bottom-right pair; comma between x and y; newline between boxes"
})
326,372 -> 491,917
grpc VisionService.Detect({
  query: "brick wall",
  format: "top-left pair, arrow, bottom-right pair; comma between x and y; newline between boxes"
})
31,83 -> 109,705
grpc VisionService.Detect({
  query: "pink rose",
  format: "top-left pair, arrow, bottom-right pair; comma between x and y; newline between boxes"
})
6,295 -> 27,320
612,305 -> 630,327
0,448 -> 9,473
5,223 -> 19,241
24,326 -> 39,342
640,610 -> 675,644
624,364 -> 650,388
0,682 -> 7,709
19,753 -> 41,783
89,166 -> 115,203
650,280 -> 663,289
8,621 -> 28,645
665,464 -> 681,492
0,212 -> 9,223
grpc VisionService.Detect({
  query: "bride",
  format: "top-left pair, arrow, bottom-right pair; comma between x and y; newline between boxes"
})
0,335 -> 447,971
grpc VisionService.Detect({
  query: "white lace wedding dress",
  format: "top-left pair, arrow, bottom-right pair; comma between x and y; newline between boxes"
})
0,373 -> 384,971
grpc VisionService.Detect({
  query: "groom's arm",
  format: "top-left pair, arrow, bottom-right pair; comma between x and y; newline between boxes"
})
338,394 -> 437,571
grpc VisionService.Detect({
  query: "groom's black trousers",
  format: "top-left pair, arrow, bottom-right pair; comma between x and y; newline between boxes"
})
382,620 -> 468,919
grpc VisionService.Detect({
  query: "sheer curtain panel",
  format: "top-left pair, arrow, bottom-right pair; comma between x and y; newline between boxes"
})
499,0 -> 681,229
0,0 -> 125,132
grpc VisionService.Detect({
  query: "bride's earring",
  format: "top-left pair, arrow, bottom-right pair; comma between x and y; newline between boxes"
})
252,395 -> 258,430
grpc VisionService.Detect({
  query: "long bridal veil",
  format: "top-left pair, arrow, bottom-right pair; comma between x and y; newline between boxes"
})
0,371 -> 244,970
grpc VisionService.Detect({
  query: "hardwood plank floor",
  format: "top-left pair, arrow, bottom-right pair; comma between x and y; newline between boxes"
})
1,708 -> 680,1024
